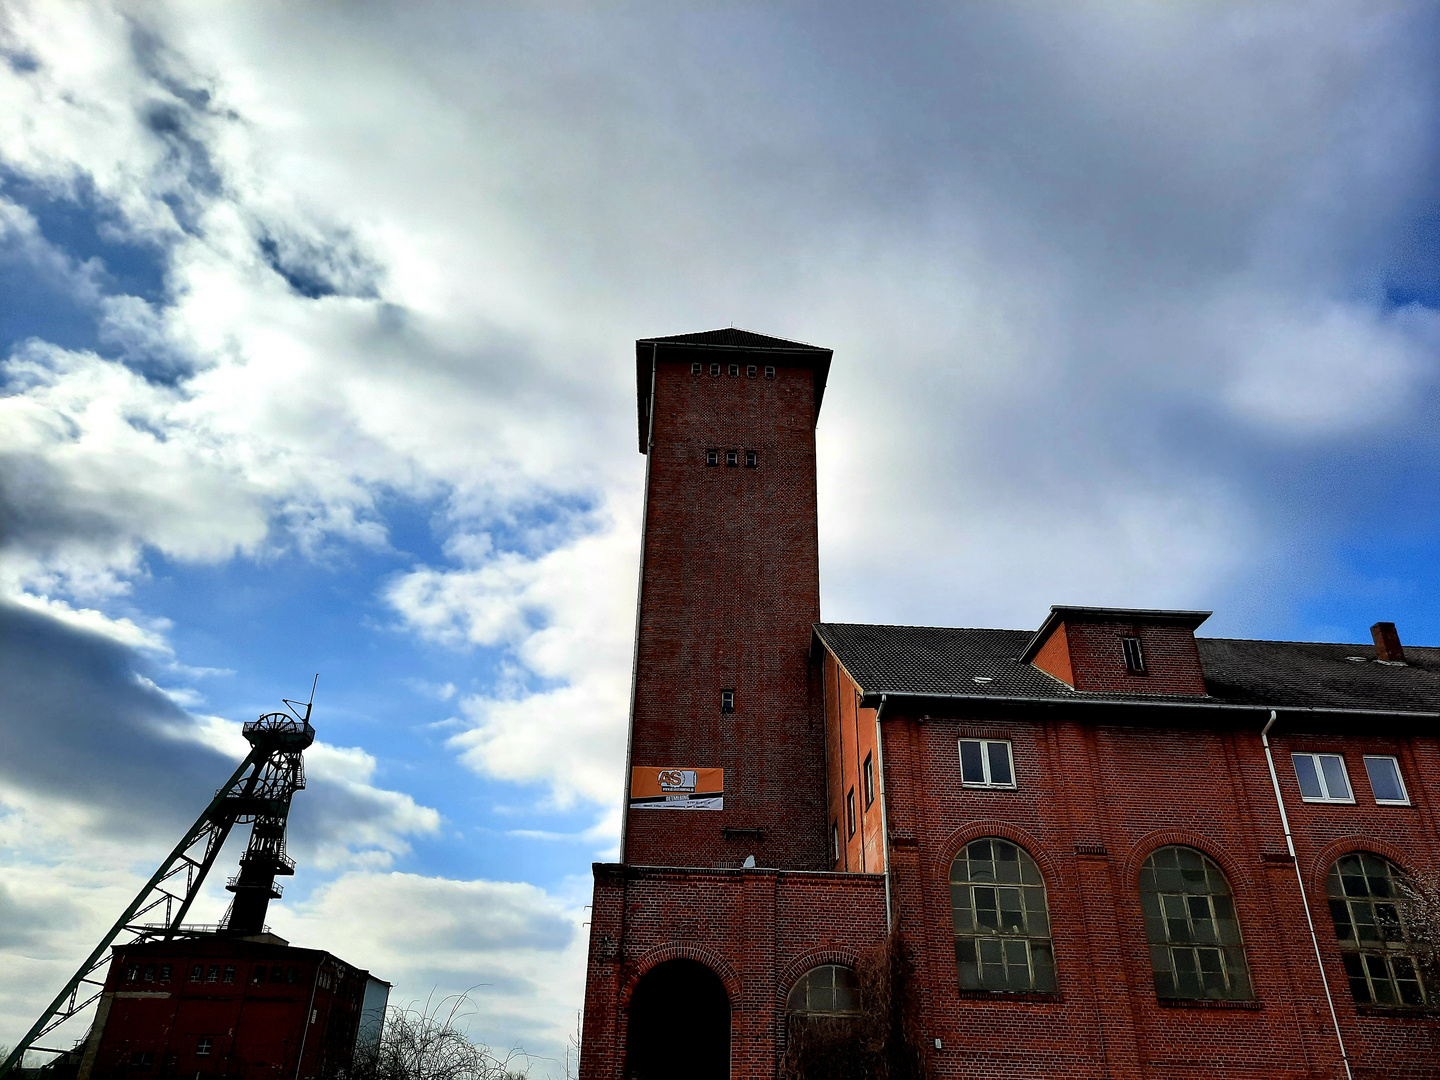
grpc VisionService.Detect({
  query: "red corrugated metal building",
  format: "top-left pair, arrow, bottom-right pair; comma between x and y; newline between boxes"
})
84,933 -> 387,1080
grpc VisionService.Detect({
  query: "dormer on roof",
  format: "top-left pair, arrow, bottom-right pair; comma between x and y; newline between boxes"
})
1019,606 -> 1211,695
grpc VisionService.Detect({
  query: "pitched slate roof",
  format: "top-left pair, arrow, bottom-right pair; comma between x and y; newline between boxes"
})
813,622 -> 1440,715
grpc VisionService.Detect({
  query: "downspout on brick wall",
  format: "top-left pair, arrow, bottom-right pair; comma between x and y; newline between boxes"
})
1260,710 -> 1353,1080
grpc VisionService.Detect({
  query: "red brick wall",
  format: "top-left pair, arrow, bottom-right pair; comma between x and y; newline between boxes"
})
623,350 -> 828,870
580,864 -> 888,1080
877,701 -> 1440,1079
1030,620 -> 1074,687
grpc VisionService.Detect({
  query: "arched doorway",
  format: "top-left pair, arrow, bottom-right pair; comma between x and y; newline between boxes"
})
625,958 -> 730,1079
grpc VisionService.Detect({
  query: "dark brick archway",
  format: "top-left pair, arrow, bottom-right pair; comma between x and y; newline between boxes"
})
624,958 -> 729,1080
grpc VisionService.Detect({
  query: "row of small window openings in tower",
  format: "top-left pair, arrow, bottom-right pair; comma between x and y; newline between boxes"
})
693,361 -> 775,378
125,962 -> 301,984
707,448 -> 757,467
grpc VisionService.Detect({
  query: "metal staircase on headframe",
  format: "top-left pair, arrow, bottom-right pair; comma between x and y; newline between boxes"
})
0,683 -> 318,1080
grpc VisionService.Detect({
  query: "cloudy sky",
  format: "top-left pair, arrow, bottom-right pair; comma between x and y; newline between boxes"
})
2,0 -> 1439,1070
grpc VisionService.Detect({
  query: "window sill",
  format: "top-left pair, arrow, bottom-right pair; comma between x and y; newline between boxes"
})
1155,997 -> 1262,1011
955,989 -> 1062,1004
1355,1004 -> 1440,1018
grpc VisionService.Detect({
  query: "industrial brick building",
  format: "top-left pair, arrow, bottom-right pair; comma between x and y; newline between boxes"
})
82,933 -> 388,1080
580,329 -> 1440,1079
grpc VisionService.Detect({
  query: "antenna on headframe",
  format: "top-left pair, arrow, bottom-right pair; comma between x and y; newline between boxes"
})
282,673 -> 319,724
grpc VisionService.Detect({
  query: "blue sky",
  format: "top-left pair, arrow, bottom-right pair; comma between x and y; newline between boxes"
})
2,1 -> 1440,1071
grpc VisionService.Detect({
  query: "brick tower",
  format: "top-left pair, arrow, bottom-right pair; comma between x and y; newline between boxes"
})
623,329 -> 832,870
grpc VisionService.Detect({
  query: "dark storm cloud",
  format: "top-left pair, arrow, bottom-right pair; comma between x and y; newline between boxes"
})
0,600 -> 231,834
0,882 -> 82,948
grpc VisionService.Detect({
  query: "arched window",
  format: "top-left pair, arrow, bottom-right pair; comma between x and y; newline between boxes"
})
1327,852 -> 1431,1007
1139,846 -> 1252,1001
786,964 -> 861,1017
949,838 -> 1056,992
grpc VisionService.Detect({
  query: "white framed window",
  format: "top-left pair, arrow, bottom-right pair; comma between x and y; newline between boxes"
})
728,363 -> 740,377
846,788 -> 856,837
1292,753 -> 1354,803
196,1039 -> 212,1057
725,449 -> 739,466
862,752 -> 875,807
720,689 -> 734,713
705,448 -> 719,466
709,362 -> 721,376
832,820 -> 840,865
744,449 -> 757,468
959,739 -> 1015,789
691,362 -> 702,375
746,364 -> 757,377
764,365 -> 775,378
1363,756 -> 1410,805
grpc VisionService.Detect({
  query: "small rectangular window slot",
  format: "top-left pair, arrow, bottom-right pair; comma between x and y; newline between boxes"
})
705,449 -> 719,466
1292,752 -> 1354,803
691,362 -> 702,375
959,738 -> 1016,789
726,449 -> 739,466
744,450 -> 757,468
863,752 -> 875,807
764,366 -> 775,378
1121,636 -> 1145,672
832,820 -> 841,865
721,826 -> 764,840
747,364 -> 757,377
846,788 -> 857,837
710,362 -> 721,376
728,363 -> 740,376
720,688 -> 735,713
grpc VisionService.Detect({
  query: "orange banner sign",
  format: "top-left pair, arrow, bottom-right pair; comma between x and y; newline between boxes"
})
630,767 -> 724,810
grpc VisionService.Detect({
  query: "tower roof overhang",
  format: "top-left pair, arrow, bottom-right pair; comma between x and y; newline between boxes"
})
634,328 -> 833,452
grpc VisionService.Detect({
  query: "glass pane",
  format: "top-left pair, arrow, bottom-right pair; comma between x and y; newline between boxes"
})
975,887 -> 999,929
1342,953 -> 1371,1003
1320,755 -> 1351,800
1019,853 -> 1042,886
1003,939 -> 1030,990
1293,754 -> 1323,799
987,741 -> 1013,785
1328,899 -> 1354,941
1031,942 -> 1056,992
960,740 -> 985,784
1174,949 -> 1201,997
1364,757 -> 1405,802
1353,902 -> 1380,943
995,847 -> 1022,884
1365,954 -> 1395,1006
998,888 -> 1025,932
958,939 -> 980,989
1139,891 -> 1161,919
810,980 -> 835,1012
1198,949 -> 1226,997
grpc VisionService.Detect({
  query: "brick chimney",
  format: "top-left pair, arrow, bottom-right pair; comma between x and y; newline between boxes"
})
1371,621 -> 1405,663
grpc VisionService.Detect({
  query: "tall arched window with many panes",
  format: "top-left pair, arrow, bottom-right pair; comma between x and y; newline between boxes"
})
1327,852 -> 1432,1008
1138,846 -> 1252,1001
949,838 -> 1056,993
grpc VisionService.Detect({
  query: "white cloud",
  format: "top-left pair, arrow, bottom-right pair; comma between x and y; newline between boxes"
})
386,514 -> 637,813
272,871 -> 588,1071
